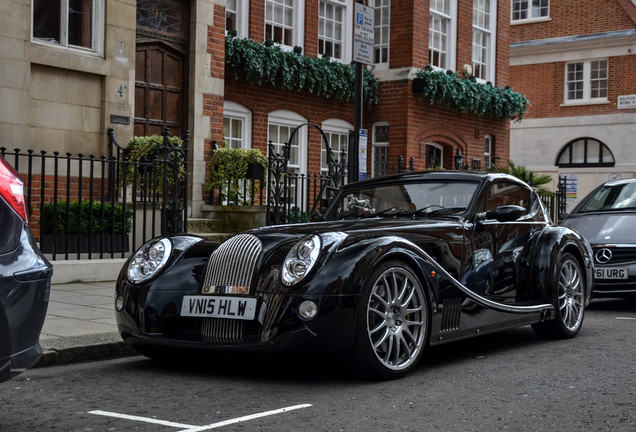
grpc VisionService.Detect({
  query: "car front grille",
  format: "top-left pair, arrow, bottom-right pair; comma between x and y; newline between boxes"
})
201,318 -> 246,344
592,246 -> 636,265
202,233 -> 263,293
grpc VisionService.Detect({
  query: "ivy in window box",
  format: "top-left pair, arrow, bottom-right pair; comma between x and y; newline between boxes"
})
225,33 -> 379,107
413,66 -> 529,121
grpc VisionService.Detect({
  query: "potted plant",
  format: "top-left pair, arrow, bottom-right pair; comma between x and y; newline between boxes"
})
206,147 -> 267,205
39,199 -> 133,254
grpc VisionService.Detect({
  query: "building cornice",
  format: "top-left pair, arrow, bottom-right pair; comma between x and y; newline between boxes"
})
510,29 -> 636,65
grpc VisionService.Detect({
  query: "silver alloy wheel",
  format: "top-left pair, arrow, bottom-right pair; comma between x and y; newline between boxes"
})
366,266 -> 427,371
558,257 -> 584,331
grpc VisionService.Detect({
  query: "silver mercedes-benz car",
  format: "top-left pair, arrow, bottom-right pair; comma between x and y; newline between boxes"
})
561,178 -> 636,298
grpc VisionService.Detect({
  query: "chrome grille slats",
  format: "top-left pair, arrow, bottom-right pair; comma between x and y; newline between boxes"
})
201,318 -> 245,344
203,234 -> 262,290
592,246 -> 636,265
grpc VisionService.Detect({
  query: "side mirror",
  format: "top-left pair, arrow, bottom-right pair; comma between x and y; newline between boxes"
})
477,205 -> 526,222
308,211 -> 322,222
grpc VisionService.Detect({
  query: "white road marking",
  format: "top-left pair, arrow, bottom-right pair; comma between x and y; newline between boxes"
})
616,317 -> 636,320
88,403 -> 313,431
177,404 -> 313,432
88,410 -> 195,428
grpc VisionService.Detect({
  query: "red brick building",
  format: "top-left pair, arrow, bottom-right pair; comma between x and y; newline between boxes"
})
509,0 -> 636,208
217,0 -> 519,191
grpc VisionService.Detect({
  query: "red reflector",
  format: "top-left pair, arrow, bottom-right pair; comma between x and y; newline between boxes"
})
0,157 -> 29,224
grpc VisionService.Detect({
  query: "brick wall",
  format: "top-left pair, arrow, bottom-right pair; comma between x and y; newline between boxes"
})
510,0 -> 635,42
220,1 -> 513,177
509,0 -> 636,119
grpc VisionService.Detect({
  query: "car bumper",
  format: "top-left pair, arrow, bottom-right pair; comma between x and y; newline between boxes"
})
115,283 -> 358,357
0,344 -> 43,382
592,263 -> 636,298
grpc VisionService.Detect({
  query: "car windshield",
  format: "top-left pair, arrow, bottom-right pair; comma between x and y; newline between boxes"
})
325,180 -> 480,220
579,181 -> 636,213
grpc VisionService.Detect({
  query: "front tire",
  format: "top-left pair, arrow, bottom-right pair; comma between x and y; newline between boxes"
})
351,260 -> 428,379
532,252 -> 585,339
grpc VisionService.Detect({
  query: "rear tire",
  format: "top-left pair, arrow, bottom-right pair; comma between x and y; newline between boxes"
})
350,260 -> 428,380
532,252 -> 585,339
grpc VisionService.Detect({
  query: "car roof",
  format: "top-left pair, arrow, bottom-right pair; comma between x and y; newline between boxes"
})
602,178 -> 636,187
341,170 -> 522,189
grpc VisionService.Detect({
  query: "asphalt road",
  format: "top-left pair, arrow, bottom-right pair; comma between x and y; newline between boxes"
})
1,299 -> 635,432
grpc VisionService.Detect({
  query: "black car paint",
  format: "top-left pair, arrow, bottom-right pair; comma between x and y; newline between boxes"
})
0,198 -> 52,382
116,172 -> 593,360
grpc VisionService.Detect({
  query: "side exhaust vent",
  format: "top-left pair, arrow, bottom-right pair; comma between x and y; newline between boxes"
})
441,298 -> 462,332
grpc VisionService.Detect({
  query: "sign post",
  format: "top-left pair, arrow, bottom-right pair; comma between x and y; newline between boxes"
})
348,2 -> 374,183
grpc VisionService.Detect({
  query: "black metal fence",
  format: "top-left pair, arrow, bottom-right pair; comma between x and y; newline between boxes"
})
2,128 -> 188,261
538,175 -> 568,224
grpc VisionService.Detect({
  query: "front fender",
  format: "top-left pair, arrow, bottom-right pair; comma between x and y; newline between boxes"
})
530,226 -> 593,304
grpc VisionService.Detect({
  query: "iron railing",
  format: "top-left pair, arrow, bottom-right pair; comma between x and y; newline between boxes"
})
2,128 -> 189,260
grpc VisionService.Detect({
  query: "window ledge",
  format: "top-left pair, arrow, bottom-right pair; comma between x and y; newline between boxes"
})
561,99 -> 609,107
511,17 -> 551,25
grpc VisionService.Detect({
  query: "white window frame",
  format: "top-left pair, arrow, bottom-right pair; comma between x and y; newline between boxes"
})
372,122 -> 390,177
223,101 -> 252,150
321,119 -> 352,174
318,0 -> 353,62
484,134 -> 493,168
472,0 -> 497,83
31,0 -> 105,56
264,0 -> 305,51
268,110 -> 308,174
370,0 -> 390,70
225,0 -> 249,38
428,0 -> 457,72
511,0 -> 550,23
563,59 -> 609,105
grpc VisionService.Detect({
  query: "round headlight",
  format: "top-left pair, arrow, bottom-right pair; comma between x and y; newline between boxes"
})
281,235 -> 321,286
127,238 -> 172,283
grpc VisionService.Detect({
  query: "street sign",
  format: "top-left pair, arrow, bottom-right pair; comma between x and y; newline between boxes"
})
359,129 -> 368,180
353,3 -> 374,64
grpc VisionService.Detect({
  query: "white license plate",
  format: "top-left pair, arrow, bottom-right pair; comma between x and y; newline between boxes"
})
181,295 -> 258,320
594,267 -> 628,280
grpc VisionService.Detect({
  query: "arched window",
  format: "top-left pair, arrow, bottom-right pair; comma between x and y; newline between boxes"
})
555,137 -> 614,168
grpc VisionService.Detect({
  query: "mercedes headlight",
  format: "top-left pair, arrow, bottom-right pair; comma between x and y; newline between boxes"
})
127,238 -> 172,283
282,234 -> 321,286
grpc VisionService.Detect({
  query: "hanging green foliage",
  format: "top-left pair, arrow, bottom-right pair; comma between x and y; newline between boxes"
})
413,66 -> 529,121
225,33 -> 379,107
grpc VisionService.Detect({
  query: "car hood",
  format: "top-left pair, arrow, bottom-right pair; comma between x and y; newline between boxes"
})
250,217 -> 463,242
561,212 -> 636,245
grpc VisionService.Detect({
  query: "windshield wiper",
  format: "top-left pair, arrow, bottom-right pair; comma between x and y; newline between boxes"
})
374,206 -> 413,217
414,205 -> 466,217
413,205 -> 445,215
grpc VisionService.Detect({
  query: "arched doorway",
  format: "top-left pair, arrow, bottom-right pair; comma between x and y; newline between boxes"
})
135,0 -> 189,137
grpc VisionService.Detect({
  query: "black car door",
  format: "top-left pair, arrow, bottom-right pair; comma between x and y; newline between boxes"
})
469,180 -> 542,304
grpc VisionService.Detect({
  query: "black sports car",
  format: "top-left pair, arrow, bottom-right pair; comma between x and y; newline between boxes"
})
0,156 -> 52,383
116,171 -> 593,379
561,178 -> 636,298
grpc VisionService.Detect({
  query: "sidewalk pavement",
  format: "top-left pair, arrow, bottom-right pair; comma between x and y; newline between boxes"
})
36,280 -> 138,368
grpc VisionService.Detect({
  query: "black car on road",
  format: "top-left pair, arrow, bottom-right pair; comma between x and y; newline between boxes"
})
0,156 -> 52,383
116,171 -> 593,379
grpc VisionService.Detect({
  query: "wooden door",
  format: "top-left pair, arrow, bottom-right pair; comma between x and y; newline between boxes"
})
135,0 -> 188,137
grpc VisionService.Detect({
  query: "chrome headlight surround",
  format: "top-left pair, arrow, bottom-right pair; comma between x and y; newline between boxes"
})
281,234 -> 322,286
127,238 -> 172,284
